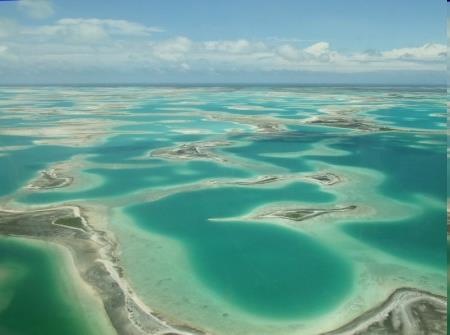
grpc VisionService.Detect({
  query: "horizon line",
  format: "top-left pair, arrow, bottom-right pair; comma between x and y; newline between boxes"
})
0,82 -> 445,87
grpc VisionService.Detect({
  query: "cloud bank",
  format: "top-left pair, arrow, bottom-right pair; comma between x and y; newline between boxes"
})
0,17 -> 445,83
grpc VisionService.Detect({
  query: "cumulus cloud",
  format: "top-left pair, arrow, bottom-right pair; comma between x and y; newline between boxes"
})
18,0 -> 54,19
0,17 -> 445,80
204,39 -> 266,54
151,36 -> 192,61
277,44 -> 301,61
304,42 -> 330,56
30,18 -> 163,43
381,43 -> 446,61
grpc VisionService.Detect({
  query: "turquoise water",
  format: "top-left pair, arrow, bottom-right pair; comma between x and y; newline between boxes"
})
21,161 -> 251,203
0,142 -> 83,196
0,238 -> 108,335
343,207 -> 446,269
126,182 -> 350,317
307,132 -> 446,200
368,105 -> 446,130
0,86 -> 446,334
306,132 -> 446,269
224,135 -> 315,172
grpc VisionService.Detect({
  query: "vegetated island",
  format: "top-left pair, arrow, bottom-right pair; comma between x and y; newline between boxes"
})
150,141 -> 230,162
26,169 -> 73,189
254,205 -> 357,222
320,287 -> 447,335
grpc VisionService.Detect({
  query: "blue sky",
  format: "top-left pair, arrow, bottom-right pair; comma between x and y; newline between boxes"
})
0,0 -> 446,84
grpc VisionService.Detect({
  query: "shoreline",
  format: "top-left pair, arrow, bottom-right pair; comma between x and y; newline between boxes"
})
0,204 -> 446,335
0,206 -> 202,335
0,85 -> 446,335
26,168 -> 73,189
320,287 -> 446,335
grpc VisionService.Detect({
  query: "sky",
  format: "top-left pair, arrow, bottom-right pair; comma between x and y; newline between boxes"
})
0,0 -> 446,84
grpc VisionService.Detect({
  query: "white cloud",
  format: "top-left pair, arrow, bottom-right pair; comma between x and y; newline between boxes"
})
204,39 -> 265,54
56,18 -> 162,36
151,36 -> 192,61
277,44 -> 301,61
381,43 -> 446,61
304,42 -> 330,56
0,17 -> 445,79
18,0 -> 54,19
31,18 -> 163,43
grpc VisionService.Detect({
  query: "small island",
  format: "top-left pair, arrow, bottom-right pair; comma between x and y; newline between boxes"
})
26,169 -> 73,189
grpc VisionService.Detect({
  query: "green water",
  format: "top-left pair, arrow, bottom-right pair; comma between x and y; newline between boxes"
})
0,238 -> 109,335
20,161 -> 251,203
343,207 -> 446,269
0,86 -> 446,335
126,182 -> 351,317
0,143 -> 83,197
223,135 -> 317,172
307,132 -> 446,200
306,132 -> 447,269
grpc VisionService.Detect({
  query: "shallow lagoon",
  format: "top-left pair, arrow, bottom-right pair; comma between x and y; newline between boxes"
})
0,237 -> 112,335
126,182 -> 351,318
0,86 -> 446,335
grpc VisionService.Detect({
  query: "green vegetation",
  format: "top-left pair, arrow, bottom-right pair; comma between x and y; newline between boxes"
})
54,217 -> 84,230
